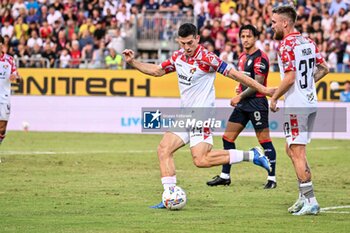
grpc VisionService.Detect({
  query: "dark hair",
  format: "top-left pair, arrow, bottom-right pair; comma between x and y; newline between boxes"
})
345,80 -> 350,85
239,24 -> 259,38
272,5 -> 297,23
178,23 -> 197,38
0,35 -> 3,44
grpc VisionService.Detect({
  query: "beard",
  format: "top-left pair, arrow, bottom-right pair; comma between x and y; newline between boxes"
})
274,30 -> 284,40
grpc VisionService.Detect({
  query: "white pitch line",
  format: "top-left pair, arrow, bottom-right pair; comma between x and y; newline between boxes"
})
320,205 -> 350,214
0,150 -> 160,155
310,146 -> 340,150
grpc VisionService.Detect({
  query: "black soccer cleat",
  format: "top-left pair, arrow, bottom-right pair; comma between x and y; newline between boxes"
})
264,180 -> 277,189
206,175 -> 231,186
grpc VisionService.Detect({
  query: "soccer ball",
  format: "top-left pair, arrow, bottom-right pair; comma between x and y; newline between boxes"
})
330,81 -> 340,90
162,186 -> 187,210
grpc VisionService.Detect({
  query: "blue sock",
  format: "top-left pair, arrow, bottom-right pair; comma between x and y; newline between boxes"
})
260,141 -> 276,177
222,137 -> 236,174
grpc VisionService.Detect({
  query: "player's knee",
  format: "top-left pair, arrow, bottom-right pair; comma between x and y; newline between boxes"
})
157,143 -> 171,159
192,154 -> 210,168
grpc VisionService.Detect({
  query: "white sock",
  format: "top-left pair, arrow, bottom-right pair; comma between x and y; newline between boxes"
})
229,149 -> 243,164
220,172 -> 230,179
306,197 -> 318,205
248,151 -> 254,162
267,176 -> 276,182
161,176 -> 176,190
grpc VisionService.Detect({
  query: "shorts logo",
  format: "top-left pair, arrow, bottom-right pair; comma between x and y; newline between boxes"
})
143,110 -> 161,129
290,114 -> 299,141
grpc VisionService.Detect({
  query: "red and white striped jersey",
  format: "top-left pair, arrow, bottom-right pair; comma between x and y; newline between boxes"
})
277,32 -> 324,112
160,45 -> 233,107
0,53 -> 18,103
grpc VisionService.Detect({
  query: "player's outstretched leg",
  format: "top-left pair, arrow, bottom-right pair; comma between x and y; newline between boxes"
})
150,201 -> 166,209
252,147 -> 271,172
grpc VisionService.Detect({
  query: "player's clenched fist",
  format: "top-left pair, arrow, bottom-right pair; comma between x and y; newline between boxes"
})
122,49 -> 135,63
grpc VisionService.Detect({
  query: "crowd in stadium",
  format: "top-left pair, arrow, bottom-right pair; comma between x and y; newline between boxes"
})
0,0 -> 349,72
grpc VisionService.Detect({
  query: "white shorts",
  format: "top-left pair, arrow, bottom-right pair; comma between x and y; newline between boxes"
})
173,127 -> 213,148
284,112 -> 316,147
0,103 -> 10,121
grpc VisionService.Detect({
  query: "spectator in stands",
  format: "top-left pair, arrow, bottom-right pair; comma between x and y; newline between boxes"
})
14,43 -> 30,68
107,27 -> 125,55
105,48 -> 123,70
197,6 -> 210,31
47,6 -> 62,26
65,19 -> 78,41
219,42 -> 234,64
200,28 -> 215,48
26,7 -> 40,24
116,4 -> 131,26
81,43 -> 94,68
79,18 -> 95,37
14,16 -> 29,42
144,0 -> 160,12
11,0 -> 27,20
1,20 -> 14,39
42,43 -> 57,68
39,20 -> 52,40
38,5 -> 49,24
263,42 -> 278,71
29,43 -> 44,67
70,40 -> 81,68
79,30 -> 94,51
220,0 -> 236,15
50,0 -> 65,13
59,48 -> 71,68
222,6 -> 240,28
27,30 -> 42,50
328,47 -> 338,72
91,40 -> 107,69
159,0 -> 178,12
340,80 -> 350,102
329,0 -> 348,16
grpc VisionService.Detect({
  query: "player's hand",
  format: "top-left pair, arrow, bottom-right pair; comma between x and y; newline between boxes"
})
270,98 -> 279,112
235,85 -> 241,95
9,74 -> 22,82
230,95 -> 241,107
265,87 -> 277,97
122,49 -> 135,64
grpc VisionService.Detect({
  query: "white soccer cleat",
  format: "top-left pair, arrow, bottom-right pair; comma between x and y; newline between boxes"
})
292,201 -> 320,216
288,197 -> 305,213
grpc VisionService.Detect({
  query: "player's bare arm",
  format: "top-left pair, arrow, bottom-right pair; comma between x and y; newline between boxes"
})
314,62 -> 329,82
122,49 -> 166,77
231,74 -> 265,107
227,69 -> 275,97
270,71 -> 296,112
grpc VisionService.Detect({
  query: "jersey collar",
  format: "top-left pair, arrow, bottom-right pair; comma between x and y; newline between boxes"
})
283,31 -> 301,40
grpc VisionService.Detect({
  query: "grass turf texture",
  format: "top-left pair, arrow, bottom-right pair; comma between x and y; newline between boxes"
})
0,132 -> 349,233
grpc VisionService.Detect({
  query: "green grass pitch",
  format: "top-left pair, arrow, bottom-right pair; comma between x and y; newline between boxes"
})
0,132 -> 349,233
